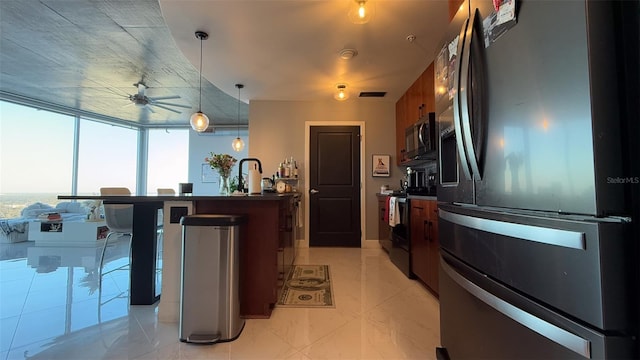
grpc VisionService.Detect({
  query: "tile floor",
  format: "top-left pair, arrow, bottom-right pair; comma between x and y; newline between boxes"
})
0,240 -> 440,360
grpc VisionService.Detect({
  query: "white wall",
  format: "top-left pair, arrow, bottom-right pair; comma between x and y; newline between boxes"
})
248,99 -> 402,245
186,100 -> 403,243
188,132 -> 248,195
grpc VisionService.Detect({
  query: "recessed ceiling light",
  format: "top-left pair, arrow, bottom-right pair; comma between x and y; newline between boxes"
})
339,48 -> 358,60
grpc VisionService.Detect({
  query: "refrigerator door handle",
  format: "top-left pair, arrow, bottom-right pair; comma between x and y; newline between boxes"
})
441,258 -> 592,359
439,209 -> 586,250
459,8 -> 482,181
452,17 -> 473,180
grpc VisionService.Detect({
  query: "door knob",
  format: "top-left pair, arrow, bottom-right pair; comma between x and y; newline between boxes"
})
309,189 -> 320,194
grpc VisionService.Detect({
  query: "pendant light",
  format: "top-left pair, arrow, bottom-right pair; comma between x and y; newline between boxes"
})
190,31 -> 210,132
334,84 -> 349,101
232,83 -> 245,152
348,0 -> 374,24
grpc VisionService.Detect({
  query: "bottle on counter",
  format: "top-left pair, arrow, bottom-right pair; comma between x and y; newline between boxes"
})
283,159 -> 290,178
289,157 -> 294,178
279,163 -> 285,178
293,161 -> 298,178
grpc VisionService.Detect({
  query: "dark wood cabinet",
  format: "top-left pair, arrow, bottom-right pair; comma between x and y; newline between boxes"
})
376,194 -> 391,252
449,0 -> 464,21
421,63 -> 436,114
278,194 -> 298,286
410,198 -> 439,295
396,63 -> 436,165
395,94 -> 409,163
425,200 -> 439,292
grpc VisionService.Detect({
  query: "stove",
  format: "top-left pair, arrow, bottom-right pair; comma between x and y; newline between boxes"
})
405,186 -> 436,196
388,196 -> 413,278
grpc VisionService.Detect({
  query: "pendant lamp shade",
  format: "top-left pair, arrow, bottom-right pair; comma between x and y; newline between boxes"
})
232,83 -> 245,152
190,111 -> 210,132
232,137 -> 245,152
334,84 -> 349,101
190,31 -> 210,132
348,0 -> 374,24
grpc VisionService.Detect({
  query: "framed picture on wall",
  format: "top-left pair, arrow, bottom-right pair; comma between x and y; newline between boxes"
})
372,154 -> 391,177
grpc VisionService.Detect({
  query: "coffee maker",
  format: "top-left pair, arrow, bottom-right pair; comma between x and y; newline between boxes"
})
407,167 -> 426,189
406,167 -> 436,196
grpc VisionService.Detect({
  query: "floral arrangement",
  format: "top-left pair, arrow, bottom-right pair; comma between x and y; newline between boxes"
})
205,153 -> 237,178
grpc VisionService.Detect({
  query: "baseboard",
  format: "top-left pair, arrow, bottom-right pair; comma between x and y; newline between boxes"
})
362,239 -> 382,249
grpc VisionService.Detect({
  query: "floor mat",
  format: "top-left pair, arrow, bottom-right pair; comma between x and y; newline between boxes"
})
277,264 -> 334,308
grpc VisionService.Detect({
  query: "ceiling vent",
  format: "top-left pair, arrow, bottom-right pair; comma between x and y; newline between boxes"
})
359,91 -> 387,98
339,48 -> 358,60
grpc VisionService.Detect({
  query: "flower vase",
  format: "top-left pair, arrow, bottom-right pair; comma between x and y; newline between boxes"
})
219,175 -> 231,196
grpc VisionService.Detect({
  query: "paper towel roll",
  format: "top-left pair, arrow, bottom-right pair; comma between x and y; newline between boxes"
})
248,168 -> 261,194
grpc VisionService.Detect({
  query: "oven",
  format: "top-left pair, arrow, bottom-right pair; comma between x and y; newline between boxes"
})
389,196 -> 413,278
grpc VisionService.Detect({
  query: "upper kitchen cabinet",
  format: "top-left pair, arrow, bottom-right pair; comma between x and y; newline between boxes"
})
421,64 -> 435,114
395,94 -> 409,164
449,0 -> 464,21
394,0 -> 458,165
396,63 -> 436,165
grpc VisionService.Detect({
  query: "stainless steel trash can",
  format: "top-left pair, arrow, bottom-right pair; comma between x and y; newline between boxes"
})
179,214 -> 246,344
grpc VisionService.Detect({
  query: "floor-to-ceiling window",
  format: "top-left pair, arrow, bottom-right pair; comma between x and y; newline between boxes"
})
0,99 -> 190,217
147,128 -> 189,194
0,101 -> 75,218
77,120 -> 138,195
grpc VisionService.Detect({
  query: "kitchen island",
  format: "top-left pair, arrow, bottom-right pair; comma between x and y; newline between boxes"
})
59,193 -> 300,320
200,193 -> 298,317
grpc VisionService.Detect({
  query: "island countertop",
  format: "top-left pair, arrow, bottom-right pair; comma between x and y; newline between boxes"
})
58,192 -> 301,202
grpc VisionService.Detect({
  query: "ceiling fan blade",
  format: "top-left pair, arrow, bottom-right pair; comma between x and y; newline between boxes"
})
149,95 -> 181,101
94,87 -> 130,98
153,101 -> 192,109
153,104 -> 182,114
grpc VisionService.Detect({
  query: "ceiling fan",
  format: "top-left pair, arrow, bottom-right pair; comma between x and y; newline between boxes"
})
126,81 -> 191,114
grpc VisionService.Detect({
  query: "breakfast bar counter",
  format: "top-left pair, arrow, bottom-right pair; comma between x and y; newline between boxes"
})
58,193 -> 301,320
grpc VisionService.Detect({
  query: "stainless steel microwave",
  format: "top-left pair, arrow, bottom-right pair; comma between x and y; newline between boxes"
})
405,112 -> 436,162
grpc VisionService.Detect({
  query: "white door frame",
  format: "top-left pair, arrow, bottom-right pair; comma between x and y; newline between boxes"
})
303,121 -> 366,248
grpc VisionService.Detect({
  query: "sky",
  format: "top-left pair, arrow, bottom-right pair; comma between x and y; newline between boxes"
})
0,100 -> 188,194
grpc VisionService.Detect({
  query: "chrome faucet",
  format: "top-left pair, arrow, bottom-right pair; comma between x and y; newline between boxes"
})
237,158 -> 262,193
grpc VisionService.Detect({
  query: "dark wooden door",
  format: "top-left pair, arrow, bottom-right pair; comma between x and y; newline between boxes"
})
309,126 -> 361,247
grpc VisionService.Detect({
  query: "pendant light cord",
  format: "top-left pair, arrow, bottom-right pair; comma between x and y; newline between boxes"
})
198,36 -> 203,112
190,31 -> 209,132
237,86 -> 240,137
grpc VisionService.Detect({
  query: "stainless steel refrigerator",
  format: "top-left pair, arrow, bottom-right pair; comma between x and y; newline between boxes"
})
434,0 -> 639,358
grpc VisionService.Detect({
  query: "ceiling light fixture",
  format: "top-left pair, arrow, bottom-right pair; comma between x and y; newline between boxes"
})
232,84 -> 245,152
348,0 -> 374,24
334,84 -> 349,101
190,31 -> 210,132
